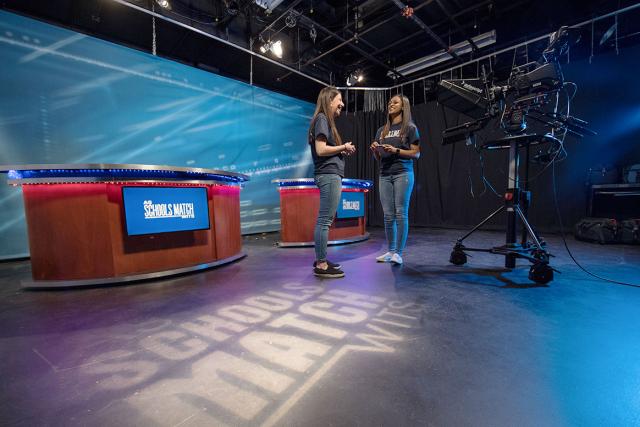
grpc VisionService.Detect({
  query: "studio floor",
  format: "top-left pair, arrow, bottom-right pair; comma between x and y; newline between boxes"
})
0,227 -> 639,427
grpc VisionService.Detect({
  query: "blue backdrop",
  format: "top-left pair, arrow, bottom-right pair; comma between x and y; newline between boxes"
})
0,10 -> 315,259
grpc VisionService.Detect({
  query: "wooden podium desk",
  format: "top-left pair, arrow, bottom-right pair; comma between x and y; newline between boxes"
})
273,178 -> 372,247
1,164 -> 249,288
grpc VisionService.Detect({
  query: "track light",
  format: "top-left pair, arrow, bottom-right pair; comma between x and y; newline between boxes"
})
155,0 -> 170,9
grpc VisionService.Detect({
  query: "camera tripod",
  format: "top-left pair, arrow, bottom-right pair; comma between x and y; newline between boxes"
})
449,133 -> 558,284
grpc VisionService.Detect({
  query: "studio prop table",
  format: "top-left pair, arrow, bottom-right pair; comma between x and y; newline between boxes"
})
273,178 -> 372,247
1,164 -> 249,288
588,183 -> 640,219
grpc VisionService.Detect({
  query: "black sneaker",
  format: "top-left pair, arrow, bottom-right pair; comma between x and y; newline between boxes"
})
313,260 -> 342,269
313,266 -> 345,278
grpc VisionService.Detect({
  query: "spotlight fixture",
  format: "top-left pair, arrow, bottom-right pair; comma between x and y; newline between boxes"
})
345,70 -> 364,87
271,40 -> 283,58
155,0 -> 170,9
259,40 -> 284,58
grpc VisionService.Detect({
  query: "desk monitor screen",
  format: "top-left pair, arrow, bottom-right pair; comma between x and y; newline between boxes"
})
337,191 -> 365,219
122,187 -> 210,236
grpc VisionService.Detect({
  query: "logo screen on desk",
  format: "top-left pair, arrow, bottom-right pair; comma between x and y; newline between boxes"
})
122,187 -> 210,235
336,192 -> 365,219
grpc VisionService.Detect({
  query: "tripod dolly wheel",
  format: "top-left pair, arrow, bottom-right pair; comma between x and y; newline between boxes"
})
528,263 -> 553,284
450,249 -> 468,265
531,249 -> 549,263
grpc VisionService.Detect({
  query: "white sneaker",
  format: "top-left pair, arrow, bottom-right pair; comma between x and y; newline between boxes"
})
390,253 -> 403,265
376,251 -> 393,262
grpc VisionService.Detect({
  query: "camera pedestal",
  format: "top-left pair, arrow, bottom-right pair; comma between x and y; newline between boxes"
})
449,133 -> 558,284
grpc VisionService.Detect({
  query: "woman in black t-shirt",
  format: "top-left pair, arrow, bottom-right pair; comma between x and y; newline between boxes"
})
370,94 -> 421,265
309,86 -> 356,278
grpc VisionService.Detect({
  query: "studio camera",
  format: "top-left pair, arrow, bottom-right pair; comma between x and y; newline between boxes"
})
437,26 -> 589,145
436,26 -> 594,284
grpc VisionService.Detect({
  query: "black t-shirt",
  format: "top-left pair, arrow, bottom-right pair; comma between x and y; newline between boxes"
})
374,122 -> 420,175
309,113 -> 345,177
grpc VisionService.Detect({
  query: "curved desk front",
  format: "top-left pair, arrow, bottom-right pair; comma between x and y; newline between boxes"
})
1,164 -> 249,288
274,178 -> 372,247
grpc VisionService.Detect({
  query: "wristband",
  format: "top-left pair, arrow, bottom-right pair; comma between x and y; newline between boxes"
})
396,148 -> 400,154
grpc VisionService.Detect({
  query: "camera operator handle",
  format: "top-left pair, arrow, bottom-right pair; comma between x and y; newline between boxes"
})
562,115 -> 597,136
567,115 -> 588,126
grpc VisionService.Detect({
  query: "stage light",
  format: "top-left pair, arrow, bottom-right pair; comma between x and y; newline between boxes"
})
271,40 -> 283,58
346,70 -> 364,86
155,0 -> 170,9
258,40 -> 283,58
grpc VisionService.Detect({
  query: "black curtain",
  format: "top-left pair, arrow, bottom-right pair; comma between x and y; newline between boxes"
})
335,44 -> 640,233
336,109 -> 386,225
338,103 -> 592,233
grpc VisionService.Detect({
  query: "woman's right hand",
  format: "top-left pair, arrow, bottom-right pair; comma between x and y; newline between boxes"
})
370,141 -> 381,160
343,142 -> 356,156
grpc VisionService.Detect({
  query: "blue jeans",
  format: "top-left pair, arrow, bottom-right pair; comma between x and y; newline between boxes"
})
314,174 -> 342,262
379,171 -> 414,255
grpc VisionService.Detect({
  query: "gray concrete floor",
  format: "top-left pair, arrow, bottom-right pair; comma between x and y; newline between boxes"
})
0,227 -> 639,426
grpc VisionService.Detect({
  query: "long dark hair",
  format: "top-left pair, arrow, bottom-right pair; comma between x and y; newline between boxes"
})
309,86 -> 343,146
380,94 -> 412,142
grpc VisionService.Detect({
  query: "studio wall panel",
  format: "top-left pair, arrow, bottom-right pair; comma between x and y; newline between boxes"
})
0,10 -> 315,258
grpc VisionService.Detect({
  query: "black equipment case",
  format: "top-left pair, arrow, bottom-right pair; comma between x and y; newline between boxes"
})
574,217 -> 620,244
620,219 -> 640,244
